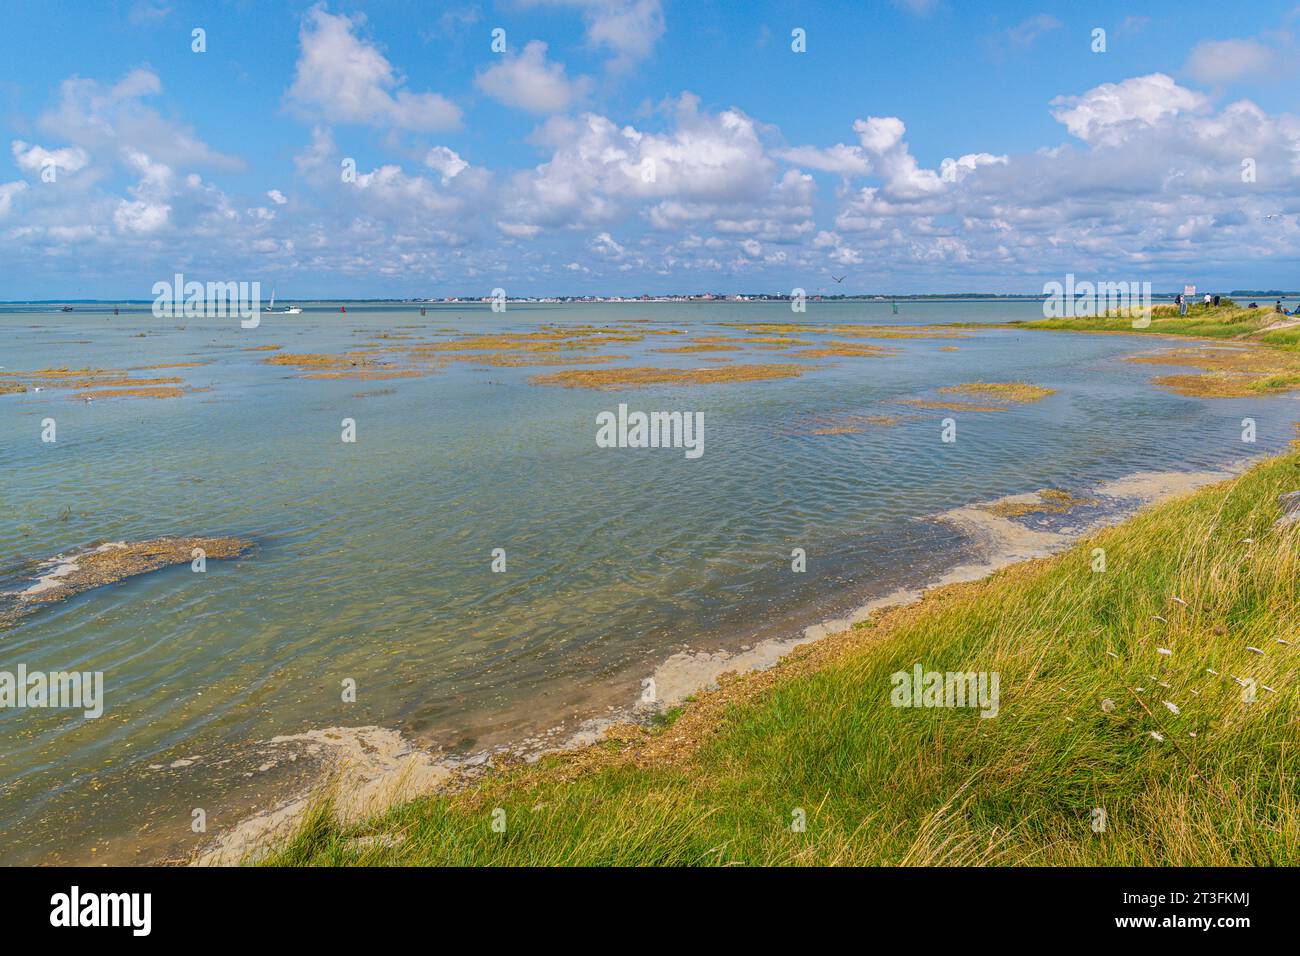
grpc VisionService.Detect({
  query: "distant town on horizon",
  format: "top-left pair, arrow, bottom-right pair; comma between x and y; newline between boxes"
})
12,289 -> 1300,306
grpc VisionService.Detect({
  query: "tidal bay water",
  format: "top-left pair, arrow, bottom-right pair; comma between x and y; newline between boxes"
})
0,299 -> 1295,863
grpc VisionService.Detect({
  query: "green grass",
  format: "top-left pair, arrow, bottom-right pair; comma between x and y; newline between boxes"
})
1250,372 -> 1300,394
261,450 -> 1300,866
1259,326 -> 1300,350
1008,302 -> 1300,349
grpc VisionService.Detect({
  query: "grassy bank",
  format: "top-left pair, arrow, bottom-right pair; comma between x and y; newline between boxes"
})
1013,302 -> 1300,351
985,303 -> 1300,398
264,448 -> 1300,866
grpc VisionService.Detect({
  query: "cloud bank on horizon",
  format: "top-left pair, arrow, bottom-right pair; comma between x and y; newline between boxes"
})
2,0 -> 1300,297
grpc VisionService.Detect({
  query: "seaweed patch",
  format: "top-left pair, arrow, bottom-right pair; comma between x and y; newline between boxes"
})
1,537 -> 253,629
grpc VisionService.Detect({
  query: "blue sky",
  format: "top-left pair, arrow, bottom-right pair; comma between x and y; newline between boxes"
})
2,0 -> 1300,297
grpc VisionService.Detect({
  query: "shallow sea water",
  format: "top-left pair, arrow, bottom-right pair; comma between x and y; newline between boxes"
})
0,299 -> 1295,863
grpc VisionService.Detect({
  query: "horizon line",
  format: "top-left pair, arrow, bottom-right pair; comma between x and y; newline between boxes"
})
7,290 -> 1299,305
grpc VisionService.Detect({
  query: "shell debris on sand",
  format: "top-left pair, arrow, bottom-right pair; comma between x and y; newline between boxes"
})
194,727 -> 453,866
1093,468 -> 1240,504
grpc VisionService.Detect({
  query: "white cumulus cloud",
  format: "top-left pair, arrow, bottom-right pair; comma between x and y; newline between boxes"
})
287,5 -> 461,131
476,41 -> 590,114
425,147 -> 469,184
777,143 -> 872,177
1049,73 -> 1209,144
12,141 -> 91,176
1185,38 -> 1278,86
0,181 -> 28,217
524,0 -> 665,71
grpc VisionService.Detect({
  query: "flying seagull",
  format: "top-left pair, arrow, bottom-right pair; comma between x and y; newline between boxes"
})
830,274 -> 846,283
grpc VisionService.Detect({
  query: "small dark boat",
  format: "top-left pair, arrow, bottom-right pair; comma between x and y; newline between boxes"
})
61,306 -> 73,312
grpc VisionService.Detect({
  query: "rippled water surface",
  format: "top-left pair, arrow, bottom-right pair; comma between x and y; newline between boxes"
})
1,300 -> 1295,862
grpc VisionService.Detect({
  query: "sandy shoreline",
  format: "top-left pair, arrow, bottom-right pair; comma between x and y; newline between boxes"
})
189,458 -> 1248,866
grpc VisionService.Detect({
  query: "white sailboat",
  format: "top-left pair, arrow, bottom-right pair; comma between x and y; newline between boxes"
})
265,289 -> 302,315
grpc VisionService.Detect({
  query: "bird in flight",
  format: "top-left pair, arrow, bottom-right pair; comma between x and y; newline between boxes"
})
830,274 -> 846,283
